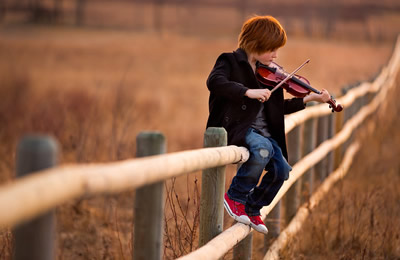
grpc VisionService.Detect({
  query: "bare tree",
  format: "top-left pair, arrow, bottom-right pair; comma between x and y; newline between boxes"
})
29,0 -> 55,23
0,0 -> 5,21
53,0 -> 63,23
76,0 -> 86,26
153,0 -> 164,32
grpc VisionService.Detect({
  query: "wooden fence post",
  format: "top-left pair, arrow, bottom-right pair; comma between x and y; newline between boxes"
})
233,162 -> 252,260
326,113 -> 335,175
301,111 -> 316,199
264,201 -> 281,252
199,127 -> 226,247
284,125 -> 302,225
340,87 -> 353,157
133,132 -> 166,260
334,109 -> 344,169
13,135 -> 59,260
233,233 -> 253,260
314,115 -> 328,186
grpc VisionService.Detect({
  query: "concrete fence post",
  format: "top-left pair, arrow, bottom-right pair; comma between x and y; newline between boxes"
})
133,132 -> 166,260
199,127 -> 227,247
13,135 -> 59,260
284,125 -> 302,225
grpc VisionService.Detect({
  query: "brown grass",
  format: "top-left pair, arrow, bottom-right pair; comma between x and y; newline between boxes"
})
0,21 -> 397,259
258,72 -> 400,259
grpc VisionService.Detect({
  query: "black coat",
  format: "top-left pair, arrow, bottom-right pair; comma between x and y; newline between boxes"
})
206,48 -> 305,160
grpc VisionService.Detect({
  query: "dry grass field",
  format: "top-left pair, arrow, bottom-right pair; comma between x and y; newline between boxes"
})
247,72 -> 400,259
276,72 -> 400,260
0,15 -> 398,259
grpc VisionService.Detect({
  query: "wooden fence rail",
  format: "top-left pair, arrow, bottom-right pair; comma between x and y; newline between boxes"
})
0,145 -> 249,228
179,35 -> 400,260
264,141 -> 361,260
0,36 -> 399,259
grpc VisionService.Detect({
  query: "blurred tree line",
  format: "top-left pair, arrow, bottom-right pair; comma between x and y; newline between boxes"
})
1,0 -> 399,41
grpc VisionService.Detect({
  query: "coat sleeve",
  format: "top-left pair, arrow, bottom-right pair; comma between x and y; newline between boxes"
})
206,53 -> 248,102
283,97 -> 306,115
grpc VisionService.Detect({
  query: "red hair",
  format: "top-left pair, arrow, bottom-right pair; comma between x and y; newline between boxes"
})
238,15 -> 287,54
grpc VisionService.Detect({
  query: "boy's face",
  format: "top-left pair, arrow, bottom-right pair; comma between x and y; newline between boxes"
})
255,49 -> 278,66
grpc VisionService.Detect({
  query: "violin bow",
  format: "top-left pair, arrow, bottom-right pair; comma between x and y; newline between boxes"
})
270,59 -> 310,93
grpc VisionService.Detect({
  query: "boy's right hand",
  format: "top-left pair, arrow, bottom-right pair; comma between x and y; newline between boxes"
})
245,89 -> 271,103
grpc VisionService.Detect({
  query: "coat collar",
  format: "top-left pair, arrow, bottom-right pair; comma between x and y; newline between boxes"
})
234,48 -> 263,68
233,48 -> 249,64
233,48 -> 264,90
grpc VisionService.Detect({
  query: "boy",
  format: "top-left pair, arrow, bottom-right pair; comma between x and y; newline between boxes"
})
206,15 -> 330,234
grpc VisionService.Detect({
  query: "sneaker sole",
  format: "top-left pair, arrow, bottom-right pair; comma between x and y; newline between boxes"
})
249,222 -> 269,235
223,198 -> 251,225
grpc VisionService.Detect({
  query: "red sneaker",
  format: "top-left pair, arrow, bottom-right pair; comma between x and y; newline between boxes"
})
248,215 -> 268,234
223,193 -> 251,225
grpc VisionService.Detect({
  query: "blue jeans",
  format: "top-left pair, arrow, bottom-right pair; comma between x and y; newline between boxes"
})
227,128 -> 292,216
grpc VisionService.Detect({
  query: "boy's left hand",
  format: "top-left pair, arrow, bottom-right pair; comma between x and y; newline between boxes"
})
304,89 -> 331,104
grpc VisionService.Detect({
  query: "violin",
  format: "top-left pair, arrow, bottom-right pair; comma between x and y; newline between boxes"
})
256,61 -> 343,112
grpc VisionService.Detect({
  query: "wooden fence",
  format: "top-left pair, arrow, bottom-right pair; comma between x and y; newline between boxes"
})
1,37 -> 399,259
